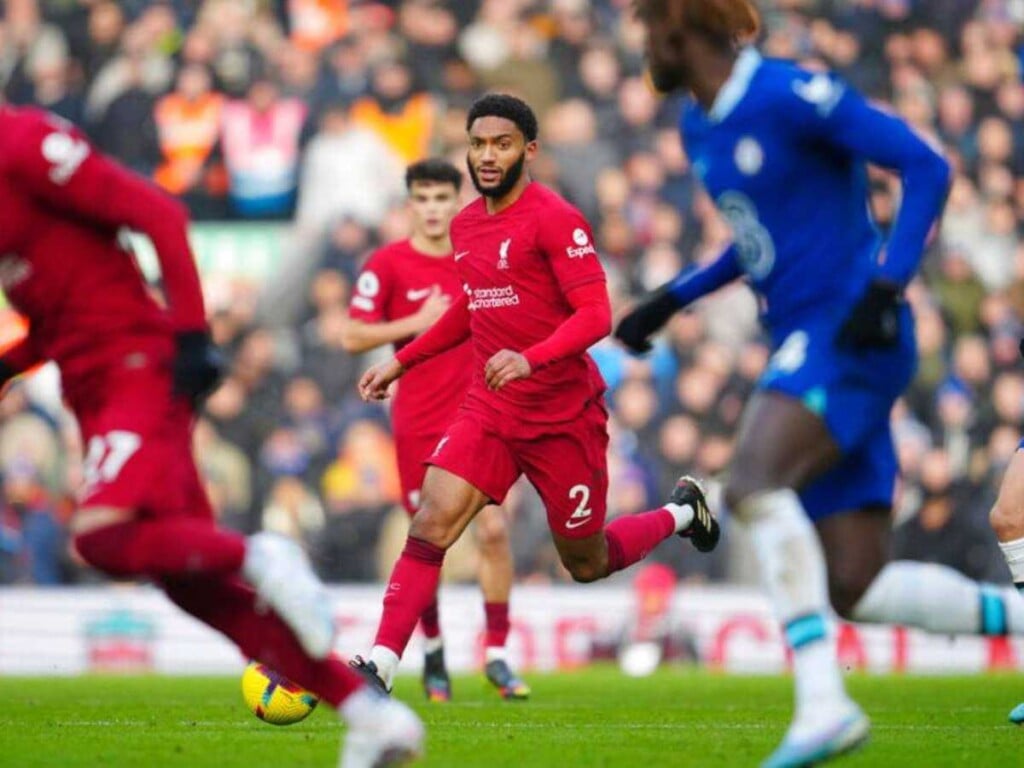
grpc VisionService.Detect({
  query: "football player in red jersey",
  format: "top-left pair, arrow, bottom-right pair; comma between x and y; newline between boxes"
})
0,106 -> 421,768
349,94 -> 721,692
343,158 -> 528,702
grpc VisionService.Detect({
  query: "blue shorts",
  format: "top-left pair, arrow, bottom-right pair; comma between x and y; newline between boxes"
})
757,306 -> 916,520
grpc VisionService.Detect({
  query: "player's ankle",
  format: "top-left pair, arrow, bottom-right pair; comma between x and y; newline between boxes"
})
369,646 -> 400,688
338,685 -> 383,725
663,502 -> 694,533
484,645 -> 508,664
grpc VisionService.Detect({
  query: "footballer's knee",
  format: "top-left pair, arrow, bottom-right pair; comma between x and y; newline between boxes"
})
70,506 -> 135,537
72,507 -> 137,574
474,506 -> 509,554
724,445 -> 781,512
559,553 -> 605,583
724,474 -> 774,516
990,493 -> 1024,542
828,566 -> 876,619
408,494 -> 469,550
408,511 -> 457,550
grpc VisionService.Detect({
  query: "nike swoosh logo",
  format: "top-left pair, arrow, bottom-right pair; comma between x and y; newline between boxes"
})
454,251 -> 470,261
565,517 -> 592,530
406,288 -> 432,301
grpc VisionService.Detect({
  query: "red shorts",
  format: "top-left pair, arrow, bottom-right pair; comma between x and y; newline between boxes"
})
70,350 -> 211,521
394,430 -> 445,515
427,398 -> 609,539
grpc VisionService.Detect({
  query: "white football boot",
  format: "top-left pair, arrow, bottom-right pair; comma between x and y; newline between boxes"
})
242,532 -> 335,659
339,690 -> 424,768
761,701 -> 870,768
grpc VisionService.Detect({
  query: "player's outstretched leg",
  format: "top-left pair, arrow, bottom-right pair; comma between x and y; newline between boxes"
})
592,476 -> 719,582
362,468 -> 492,691
475,504 -> 529,700
159,573 -> 423,768
740,489 -> 869,768
241,531 -> 336,659
850,561 -> 1024,635
74,518 -> 336,659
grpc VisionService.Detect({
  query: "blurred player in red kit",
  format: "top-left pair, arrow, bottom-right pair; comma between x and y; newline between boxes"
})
0,105 -> 422,768
343,158 -> 528,701
350,93 -> 721,692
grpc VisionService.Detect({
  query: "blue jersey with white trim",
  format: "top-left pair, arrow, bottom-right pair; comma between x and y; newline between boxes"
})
674,49 -> 949,343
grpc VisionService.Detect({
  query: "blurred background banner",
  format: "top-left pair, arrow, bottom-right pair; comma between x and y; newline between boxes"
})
2,584 -> 1021,676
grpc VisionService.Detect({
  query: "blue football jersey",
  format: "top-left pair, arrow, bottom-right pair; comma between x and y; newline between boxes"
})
668,48 -> 950,343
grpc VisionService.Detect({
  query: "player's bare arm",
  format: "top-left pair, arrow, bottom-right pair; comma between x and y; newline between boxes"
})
342,286 -> 451,354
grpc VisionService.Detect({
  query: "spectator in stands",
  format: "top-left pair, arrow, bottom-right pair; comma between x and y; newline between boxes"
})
349,58 -> 435,164
0,459 -> 65,585
154,63 -> 226,217
221,75 -> 306,218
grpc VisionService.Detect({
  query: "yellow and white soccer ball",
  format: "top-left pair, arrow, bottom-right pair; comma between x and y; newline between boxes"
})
241,661 -> 320,725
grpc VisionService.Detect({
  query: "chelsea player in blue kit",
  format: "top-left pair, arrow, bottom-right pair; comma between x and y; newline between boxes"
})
619,1 -> 1024,766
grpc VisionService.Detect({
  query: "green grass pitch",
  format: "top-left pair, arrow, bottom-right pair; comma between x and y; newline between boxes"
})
1,667 -> 1021,767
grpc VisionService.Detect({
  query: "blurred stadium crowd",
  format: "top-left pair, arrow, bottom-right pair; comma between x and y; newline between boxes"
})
0,0 -> 1023,591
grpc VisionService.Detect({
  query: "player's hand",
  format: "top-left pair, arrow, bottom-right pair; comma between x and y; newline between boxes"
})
836,280 -> 903,349
359,357 -> 405,401
412,286 -> 451,333
613,286 -> 680,354
172,330 -> 225,407
485,349 -> 531,390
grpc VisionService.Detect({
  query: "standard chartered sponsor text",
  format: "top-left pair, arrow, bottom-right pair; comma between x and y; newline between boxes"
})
468,285 -> 521,309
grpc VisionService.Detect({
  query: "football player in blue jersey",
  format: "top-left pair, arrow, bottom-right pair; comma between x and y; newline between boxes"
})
614,1 -> 1024,765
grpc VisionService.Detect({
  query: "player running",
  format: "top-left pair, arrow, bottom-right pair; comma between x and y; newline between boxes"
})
343,158 -> 529,702
350,93 -> 721,694
614,1 -> 976,765
0,105 -> 422,768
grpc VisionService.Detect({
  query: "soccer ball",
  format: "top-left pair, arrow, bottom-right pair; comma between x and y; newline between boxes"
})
241,661 -> 320,725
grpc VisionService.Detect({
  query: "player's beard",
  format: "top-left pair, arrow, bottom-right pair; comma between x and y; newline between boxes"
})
648,63 -> 685,94
646,51 -> 690,94
467,151 -> 526,199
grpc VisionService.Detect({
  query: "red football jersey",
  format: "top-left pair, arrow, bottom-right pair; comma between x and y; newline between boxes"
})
349,239 -> 473,437
451,182 -> 608,423
0,107 -> 205,395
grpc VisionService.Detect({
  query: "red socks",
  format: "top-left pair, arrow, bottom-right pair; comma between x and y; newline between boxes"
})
374,536 -> 446,655
162,574 -> 362,707
420,599 -> 441,639
603,508 -> 676,574
484,602 -> 510,649
74,519 -> 246,578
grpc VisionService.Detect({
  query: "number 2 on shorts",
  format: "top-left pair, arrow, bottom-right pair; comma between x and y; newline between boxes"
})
566,483 -> 593,528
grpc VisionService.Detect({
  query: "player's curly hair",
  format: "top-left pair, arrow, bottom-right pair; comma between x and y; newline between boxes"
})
405,158 -> 463,191
633,0 -> 760,46
466,93 -> 539,142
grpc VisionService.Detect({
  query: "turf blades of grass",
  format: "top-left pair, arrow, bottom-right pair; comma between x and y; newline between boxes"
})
0,667 -> 1019,767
